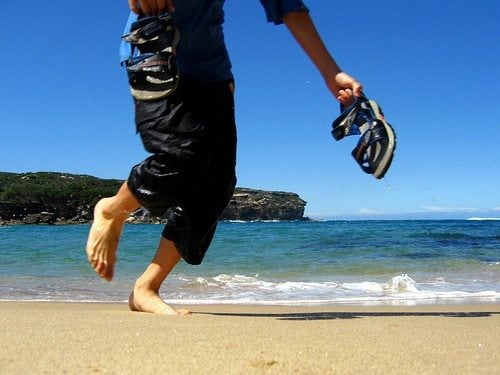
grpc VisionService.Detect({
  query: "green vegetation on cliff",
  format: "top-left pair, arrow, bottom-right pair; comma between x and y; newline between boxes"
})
0,172 -> 122,221
0,172 -> 306,223
0,172 -> 121,204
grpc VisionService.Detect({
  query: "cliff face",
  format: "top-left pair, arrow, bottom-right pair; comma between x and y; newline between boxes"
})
221,188 -> 306,221
0,172 -> 307,224
0,172 -> 119,224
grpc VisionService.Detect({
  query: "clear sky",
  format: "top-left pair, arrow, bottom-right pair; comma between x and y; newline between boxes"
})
2,1 -> 499,220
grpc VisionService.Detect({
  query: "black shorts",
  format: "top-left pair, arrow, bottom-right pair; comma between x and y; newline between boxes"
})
127,77 -> 237,265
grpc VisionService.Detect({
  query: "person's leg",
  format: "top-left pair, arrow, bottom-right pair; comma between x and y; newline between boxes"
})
129,236 -> 191,315
86,182 -> 140,281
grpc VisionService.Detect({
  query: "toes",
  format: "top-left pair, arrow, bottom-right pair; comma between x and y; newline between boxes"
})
101,269 -> 114,281
95,261 -> 114,281
90,255 -> 98,268
101,273 -> 113,281
95,261 -> 105,275
86,246 -> 95,264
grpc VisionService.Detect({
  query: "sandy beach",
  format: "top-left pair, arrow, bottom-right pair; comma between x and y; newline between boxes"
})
0,302 -> 498,374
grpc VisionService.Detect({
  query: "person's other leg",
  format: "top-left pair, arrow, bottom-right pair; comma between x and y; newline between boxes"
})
129,236 -> 191,315
86,182 -> 140,281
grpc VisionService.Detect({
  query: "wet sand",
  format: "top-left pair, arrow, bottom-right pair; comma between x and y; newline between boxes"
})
0,302 -> 498,374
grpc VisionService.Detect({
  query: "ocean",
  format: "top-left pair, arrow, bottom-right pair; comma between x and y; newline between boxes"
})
0,220 -> 498,306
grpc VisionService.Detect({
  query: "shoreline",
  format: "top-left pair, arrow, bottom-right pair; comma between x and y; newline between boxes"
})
1,301 -> 498,374
1,298 -> 498,307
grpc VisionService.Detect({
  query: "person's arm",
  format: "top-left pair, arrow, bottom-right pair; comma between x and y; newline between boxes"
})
283,10 -> 362,105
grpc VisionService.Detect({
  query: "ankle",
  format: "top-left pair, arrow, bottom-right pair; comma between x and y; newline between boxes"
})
98,198 -> 133,221
134,278 -> 160,294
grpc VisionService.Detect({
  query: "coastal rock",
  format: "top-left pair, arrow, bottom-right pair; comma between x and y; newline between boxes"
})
22,212 -> 56,225
221,188 -> 306,221
0,172 -> 307,224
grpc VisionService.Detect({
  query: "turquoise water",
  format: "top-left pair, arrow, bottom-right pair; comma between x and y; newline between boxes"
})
0,220 -> 498,305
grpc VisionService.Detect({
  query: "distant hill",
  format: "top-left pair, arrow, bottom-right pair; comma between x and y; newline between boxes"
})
0,172 -> 307,224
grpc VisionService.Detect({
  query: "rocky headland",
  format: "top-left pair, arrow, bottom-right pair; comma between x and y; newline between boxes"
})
0,172 -> 307,225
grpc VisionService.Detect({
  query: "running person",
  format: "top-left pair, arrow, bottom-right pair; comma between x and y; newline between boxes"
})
86,0 -> 362,315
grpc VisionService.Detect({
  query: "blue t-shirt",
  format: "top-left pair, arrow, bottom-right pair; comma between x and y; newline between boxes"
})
120,0 -> 308,81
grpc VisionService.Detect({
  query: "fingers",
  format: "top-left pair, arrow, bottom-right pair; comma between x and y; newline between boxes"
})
165,0 -> 176,12
332,72 -> 364,105
128,0 -> 140,14
337,90 -> 353,106
129,0 -> 175,15
353,82 -> 363,97
137,0 -> 155,15
337,88 -> 359,106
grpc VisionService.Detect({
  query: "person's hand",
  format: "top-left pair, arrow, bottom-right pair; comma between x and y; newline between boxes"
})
128,0 -> 175,15
325,71 -> 363,106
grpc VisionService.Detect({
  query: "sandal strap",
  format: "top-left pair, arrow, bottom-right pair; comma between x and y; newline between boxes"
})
331,94 -> 396,179
331,95 -> 369,141
122,14 -> 181,101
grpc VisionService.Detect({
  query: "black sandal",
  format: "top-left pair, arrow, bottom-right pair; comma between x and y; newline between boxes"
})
331,95 -> 396,179
122,14 -> 180,101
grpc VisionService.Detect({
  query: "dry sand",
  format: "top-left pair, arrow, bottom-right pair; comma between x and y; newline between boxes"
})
0,302 -> 498,374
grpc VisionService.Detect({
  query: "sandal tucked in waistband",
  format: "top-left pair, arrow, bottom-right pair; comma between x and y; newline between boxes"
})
122,14 -> 180,101
331,95 -> 396,179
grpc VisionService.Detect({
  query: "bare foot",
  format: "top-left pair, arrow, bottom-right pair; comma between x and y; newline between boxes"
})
85,198 -> 127,281
129,289 -> 191,315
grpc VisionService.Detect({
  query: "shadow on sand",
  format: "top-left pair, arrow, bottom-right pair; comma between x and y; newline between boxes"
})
200,310 -> 499,321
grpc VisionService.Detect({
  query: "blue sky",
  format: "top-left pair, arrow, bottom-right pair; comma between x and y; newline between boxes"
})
2,1 -> 499,220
